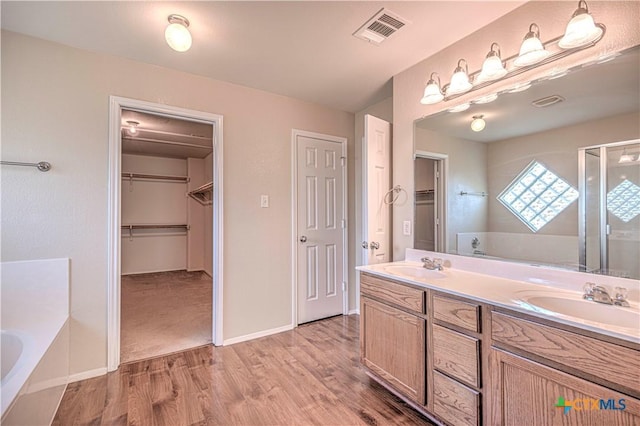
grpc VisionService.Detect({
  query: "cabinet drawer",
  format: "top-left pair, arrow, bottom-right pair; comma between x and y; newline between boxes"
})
492,312 -> 640,395
433,371 -> 480,426
433,324 -> 480,388
433,294 -> 480,332
361,273 -> 425,314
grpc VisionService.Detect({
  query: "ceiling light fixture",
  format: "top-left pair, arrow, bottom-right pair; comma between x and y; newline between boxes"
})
445,59 -> 473,96
420,72 -> 444,105
125,121 -> 139,135
514,24 -> 550,67
471,115 -> 486,132
559,0 -> 602,49
476,43 -> 507,83
165,14 -> 192,52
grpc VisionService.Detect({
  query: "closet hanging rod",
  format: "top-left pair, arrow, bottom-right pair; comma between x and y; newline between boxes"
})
459,191 -> 488,197
121,172 -> 189,182
1,160 -> 51,172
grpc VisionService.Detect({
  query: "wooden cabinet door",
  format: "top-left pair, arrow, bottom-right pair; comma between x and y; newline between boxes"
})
489,348 -> 640,426
361,296 -> 426,404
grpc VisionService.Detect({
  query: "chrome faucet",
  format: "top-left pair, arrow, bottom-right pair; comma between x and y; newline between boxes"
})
583,283 -> 630,307
421,257 -> 444,271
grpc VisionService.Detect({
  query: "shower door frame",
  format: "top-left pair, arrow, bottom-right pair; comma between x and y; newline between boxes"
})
578,139 -> 639,274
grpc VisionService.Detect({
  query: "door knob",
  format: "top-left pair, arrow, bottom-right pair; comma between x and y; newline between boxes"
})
300,236 -> 307,243
370,241 -> 380,250
362,241 -> 369,249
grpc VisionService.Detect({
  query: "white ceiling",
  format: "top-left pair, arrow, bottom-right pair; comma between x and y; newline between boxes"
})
0,1 -> 526,113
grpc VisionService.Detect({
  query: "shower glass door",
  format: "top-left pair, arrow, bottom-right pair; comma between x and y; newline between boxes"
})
579,140 -> 640,279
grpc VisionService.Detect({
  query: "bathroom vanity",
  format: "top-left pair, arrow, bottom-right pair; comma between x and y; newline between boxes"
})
358,252 -> 640,426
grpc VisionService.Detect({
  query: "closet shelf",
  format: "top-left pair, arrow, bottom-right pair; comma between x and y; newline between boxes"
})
188,181 -> 213,205
121,172 -> 190,182
121,224 -> 190,230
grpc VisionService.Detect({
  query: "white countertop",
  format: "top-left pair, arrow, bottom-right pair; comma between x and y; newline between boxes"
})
357,250 -> 640,344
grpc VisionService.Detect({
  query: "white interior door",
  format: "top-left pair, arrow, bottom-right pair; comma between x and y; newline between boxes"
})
363,114 -> 391,265
295,132 -> 345,324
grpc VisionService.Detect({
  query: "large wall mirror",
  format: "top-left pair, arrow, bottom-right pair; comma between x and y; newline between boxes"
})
413,46 -> 640,279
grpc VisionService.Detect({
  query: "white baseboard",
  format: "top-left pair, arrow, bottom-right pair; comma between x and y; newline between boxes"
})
68,367 -> 107,383
348,308 -> 360,315
223,324 -> 293,346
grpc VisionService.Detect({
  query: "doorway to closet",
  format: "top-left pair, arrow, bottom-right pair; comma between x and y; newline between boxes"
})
119,109 -> 214,363
107,97 -> 224,371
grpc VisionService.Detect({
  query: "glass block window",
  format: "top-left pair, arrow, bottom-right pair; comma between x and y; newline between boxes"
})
607,179 -> 640,222
498,161 -> 579,232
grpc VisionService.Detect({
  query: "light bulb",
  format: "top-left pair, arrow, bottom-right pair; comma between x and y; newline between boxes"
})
446,59 -> 472,96
471,115 -> 486,132
559,1 -> 602,49
165,15 -> 192,52
514,24 -> 550,67
420,72 -> 444,105
125,121 -> 139,136
476,43 -> 507,83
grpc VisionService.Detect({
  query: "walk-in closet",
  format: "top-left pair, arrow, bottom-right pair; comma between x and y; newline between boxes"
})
120,109 -> 214,363
414,157 -> 436,251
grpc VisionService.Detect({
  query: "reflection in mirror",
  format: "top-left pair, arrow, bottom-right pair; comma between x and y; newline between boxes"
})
413,46 -> 640,279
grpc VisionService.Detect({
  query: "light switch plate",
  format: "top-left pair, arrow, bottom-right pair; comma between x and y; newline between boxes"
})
403,220 -> 411,236
261,195 -> 269,208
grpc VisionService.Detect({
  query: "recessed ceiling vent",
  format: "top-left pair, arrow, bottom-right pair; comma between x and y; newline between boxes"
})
353,8 -> 410,45
532,95 -> 565,108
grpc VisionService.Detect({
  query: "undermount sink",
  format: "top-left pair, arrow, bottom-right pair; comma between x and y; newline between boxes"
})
515,292 -> 640,330
383,265 -> 446,280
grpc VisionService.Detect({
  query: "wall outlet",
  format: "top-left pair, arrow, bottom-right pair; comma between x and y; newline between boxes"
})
403,220 -> 411,236
260,195 -> 269,208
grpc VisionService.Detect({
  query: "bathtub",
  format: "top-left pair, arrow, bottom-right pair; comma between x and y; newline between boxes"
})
1,258 -> 70,425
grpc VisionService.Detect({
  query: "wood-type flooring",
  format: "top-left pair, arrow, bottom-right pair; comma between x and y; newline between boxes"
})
53,315 -> 434,425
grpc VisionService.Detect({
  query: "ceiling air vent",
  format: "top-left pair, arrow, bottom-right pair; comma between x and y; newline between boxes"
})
531,95 -> 566,108
353,8 -> 410,45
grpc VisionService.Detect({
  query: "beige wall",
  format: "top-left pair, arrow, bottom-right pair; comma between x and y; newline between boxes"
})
415,128 -> 488,251
1,31 -> 355,376
392,1 -> 640,259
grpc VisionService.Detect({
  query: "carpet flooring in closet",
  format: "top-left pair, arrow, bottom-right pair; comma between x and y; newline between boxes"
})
120,270 -> 212,364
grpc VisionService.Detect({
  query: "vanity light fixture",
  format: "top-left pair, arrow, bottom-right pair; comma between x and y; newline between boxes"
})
420,72 -> 445,105
618,149 -> 635,164
514,24 -> 550,67
417,1 -> 604,106
125,121 -> 139,135
447,103 -> 470,113
445,59 -> 473,96
474,93 -> 498,104
470,115 -> 486,132
507,82 -> 532,93
547,68 -> 570,80
476,43 -> 508,83
165,14 -> 192,52
559,0 -> 602,49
